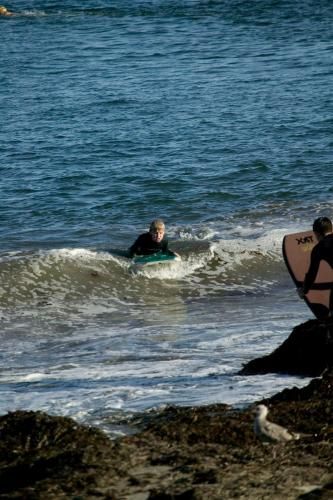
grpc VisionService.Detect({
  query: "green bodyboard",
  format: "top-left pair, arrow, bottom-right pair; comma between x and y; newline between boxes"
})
133,253 -> 179,266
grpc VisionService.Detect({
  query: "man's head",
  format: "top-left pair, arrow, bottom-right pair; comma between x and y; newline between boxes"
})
149,219 -> 165,243
313,217 -> 332,238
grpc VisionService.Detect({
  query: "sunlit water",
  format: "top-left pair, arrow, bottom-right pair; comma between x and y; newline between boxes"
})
1,0 -> 332,434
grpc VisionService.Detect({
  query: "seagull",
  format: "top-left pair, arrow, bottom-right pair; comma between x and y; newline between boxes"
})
254,404 -> 300,443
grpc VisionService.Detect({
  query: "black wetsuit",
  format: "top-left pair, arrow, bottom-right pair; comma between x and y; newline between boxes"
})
128,232 -> 172,258
303,233 -> 333,294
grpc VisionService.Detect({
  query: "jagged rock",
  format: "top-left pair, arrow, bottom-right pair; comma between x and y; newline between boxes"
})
239,319 -> 333,376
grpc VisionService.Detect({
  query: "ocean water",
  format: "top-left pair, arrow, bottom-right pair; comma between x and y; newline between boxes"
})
0,0 -> 332,435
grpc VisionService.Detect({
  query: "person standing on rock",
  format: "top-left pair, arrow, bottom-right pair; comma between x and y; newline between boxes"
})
298,217 -> 333,313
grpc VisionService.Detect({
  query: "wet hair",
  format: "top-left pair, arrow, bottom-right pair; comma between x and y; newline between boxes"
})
313,217 -> 332,236
149,219 -> 165,232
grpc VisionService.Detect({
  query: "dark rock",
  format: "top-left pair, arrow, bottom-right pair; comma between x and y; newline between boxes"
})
239,318 -> 333,376
266,368 -> 333,403
298,481 -> 333,499
0,410 -> 119,498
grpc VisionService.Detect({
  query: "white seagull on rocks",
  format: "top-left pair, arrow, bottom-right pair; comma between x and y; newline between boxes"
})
254,404 -> 300,443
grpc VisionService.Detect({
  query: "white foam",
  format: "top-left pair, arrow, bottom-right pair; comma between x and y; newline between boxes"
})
21,10 -> 47,17
174,226 -> 218,241
131,255 -> 210,280
20,373 -> 47,382
215,228 -> 286,258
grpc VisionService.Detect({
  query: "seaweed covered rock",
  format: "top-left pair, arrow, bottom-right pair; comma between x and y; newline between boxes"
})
0,411 -> 128,499
239,318 -> 333,376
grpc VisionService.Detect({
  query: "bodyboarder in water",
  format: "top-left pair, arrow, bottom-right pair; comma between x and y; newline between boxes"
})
128,219 -> 177,258
298,216 -> 333,315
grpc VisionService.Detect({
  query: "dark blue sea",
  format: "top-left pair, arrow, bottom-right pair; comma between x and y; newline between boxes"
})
1,0 -> 332,434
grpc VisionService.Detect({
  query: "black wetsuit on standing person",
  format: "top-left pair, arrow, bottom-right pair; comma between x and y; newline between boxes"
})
128,232 -> 171,258
303,233 -> 333,313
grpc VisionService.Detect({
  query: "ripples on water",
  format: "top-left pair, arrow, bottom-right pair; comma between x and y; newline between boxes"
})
0,0 -> 331,431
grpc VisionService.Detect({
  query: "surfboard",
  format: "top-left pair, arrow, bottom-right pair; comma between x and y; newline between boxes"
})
282,230 -> 333,319
132,253 -> 180,268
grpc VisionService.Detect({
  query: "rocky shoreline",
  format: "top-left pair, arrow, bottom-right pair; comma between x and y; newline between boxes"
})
0,319 -> 332,499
